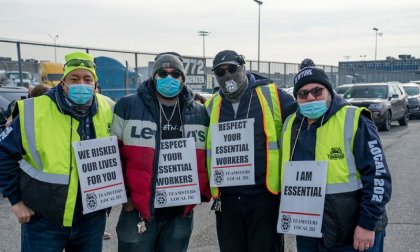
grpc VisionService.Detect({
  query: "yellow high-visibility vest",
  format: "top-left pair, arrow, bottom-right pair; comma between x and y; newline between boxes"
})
18,94 -> 112,226
205,84 -> 283,197
281,106 -> 368,194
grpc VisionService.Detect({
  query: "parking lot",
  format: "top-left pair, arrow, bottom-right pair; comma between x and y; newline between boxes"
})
1,120 -> 420,252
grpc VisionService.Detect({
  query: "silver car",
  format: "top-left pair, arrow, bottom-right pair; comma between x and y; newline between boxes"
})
402,83 -> 420,118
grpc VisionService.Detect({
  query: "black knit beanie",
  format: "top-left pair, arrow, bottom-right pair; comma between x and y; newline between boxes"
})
293,67 -> 334,98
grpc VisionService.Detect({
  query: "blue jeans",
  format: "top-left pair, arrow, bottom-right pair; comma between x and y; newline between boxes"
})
21,211 -> 106,252
296,230 -> 386,252
367,230 -> 385,252
116,209 -> 193,252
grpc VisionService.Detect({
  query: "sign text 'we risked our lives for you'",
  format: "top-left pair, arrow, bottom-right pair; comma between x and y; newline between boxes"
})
73,136 -> 127,214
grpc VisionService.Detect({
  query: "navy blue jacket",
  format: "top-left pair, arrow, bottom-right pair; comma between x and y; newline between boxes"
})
217,72 -> 297,197
0,85 -> 101,219
289,94 -> 392,246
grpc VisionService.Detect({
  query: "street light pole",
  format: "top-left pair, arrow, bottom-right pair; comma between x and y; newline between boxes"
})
198,31 -> 210,89
372,28 -> 383,71
373,28 -> 379,62
198,31 -> 210,60
49,34 -> 59,62
253,0 -> 263,72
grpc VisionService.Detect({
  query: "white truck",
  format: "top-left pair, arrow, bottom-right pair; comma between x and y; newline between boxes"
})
5,71 -> 34,87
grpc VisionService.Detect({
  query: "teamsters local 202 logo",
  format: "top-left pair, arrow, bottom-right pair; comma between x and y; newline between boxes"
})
85,192 -> 98,210
327,147 -> 344,160
155,191 -> 167,207
214,169 -> 224,185
280,214 -> 291,232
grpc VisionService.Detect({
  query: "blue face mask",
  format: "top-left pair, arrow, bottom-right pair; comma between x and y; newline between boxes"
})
67,84 -> 94,104
299,100 -> 328,119
156,77 -> 182,98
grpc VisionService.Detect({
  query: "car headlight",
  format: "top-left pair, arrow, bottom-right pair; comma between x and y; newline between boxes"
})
368,103 -> 383,110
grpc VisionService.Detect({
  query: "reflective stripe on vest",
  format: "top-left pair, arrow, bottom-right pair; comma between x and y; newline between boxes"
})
20,159 -> 69,184
281,106 -> 364,194
205,84 -> 283,197
18,94 -> 112,226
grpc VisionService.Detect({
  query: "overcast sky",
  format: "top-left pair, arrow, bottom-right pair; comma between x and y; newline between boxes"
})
1,0 -> 420,66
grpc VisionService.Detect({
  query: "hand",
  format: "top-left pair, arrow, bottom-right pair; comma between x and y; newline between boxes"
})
353,225 -> 375,251
122,197 -> 134,212
11,201 -> 35,224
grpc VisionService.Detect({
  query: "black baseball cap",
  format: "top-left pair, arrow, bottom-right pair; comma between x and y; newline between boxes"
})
212,50 -> 244,70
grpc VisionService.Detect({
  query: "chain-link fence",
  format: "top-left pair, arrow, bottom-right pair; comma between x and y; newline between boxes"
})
4,38 -> 397,100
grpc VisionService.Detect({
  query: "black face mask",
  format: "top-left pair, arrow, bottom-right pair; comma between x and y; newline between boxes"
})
215,65 -> 248,102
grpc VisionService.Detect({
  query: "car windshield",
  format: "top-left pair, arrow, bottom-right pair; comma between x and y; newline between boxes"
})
47,74 -> 63,81
336,86 -> 351,94
6,72 -> 31,79
403,86 -> 419,96
344,86 -> 388,99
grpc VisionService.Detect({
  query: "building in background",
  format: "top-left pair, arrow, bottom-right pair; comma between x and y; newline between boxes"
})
338,55 -> 420,84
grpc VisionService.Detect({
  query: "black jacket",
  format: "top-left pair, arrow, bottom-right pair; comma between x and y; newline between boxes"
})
217,72 -> 297,197
289,95 -> 392,247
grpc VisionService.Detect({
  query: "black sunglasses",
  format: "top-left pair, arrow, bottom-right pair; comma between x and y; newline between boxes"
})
213,65 -> 240,77
64,59 -> 96,69
157,69 -> 182,79
297,87 -> 324,99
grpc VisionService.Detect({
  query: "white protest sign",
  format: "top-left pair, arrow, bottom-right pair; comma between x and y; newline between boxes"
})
210,118 -> 255,187
277,161 -> 328,238
72,136 -> 127,214
154,138 -> 201,208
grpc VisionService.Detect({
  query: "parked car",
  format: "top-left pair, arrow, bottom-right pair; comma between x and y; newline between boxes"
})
335,84 -> 354,97
343,82 -> 409,131
0,86 -> 28,132
402,83 -> 420,119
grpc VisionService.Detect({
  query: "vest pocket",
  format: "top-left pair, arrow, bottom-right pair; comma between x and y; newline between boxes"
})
20,171 -> 68,226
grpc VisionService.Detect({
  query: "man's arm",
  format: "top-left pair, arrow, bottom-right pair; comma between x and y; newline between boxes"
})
354,112 -> 392,229
0,117 -> 23,204
352,111 -> 392,250
110,98 -> 133,210
0,117 -> 35,223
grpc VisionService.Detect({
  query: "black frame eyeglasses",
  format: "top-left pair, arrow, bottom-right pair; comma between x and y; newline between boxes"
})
213,65 -> 240,77
157,69 -> 182,79
297,87 -> 324,99
64,59 -> 96,69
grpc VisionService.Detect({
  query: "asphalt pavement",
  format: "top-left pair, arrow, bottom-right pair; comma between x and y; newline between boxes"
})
1,120 -> 420,252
